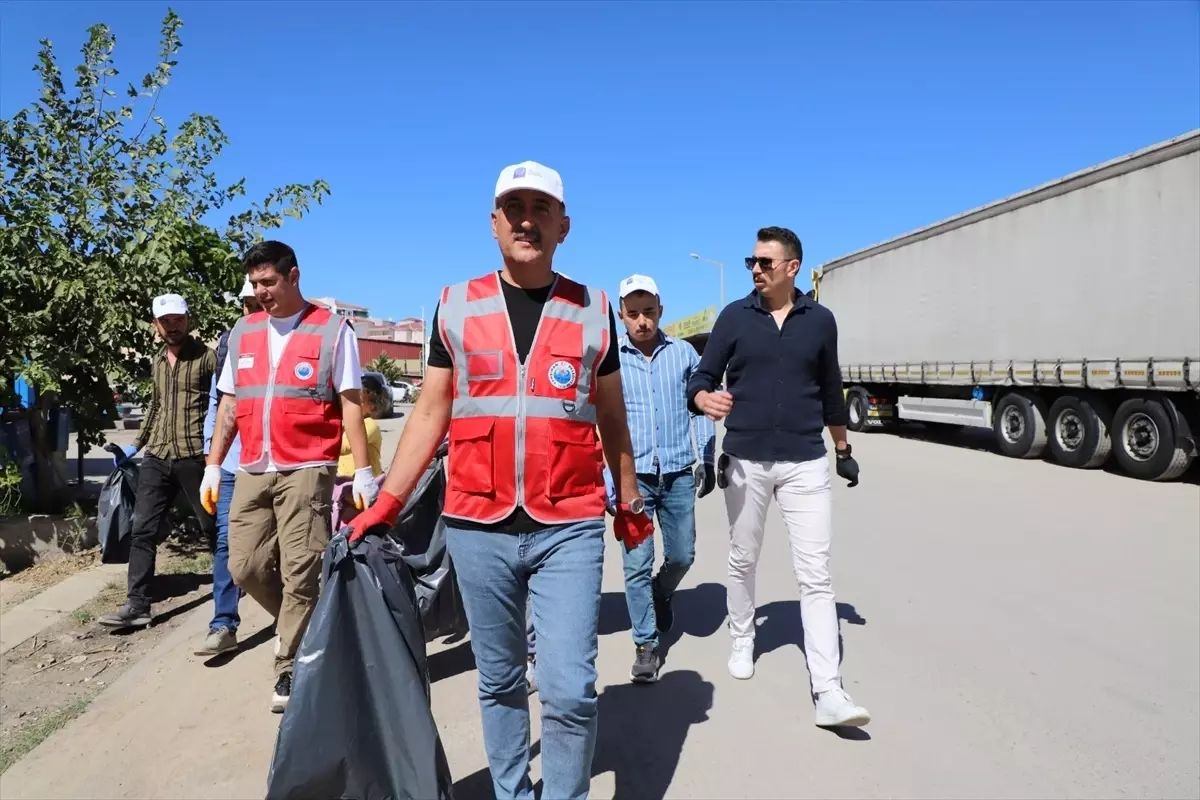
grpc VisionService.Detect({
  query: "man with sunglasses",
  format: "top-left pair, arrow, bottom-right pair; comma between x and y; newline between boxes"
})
196,278 -> 261,657
687,226 -> 869,729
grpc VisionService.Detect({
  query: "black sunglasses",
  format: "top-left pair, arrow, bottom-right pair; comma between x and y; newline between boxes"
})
745,256 -> 794,270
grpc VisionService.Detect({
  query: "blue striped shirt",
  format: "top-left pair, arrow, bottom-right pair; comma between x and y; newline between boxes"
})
618,332 -> 716,475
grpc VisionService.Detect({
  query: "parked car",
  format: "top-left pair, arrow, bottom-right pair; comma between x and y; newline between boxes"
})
360,371 -> 395,419
389,380 -> 415,403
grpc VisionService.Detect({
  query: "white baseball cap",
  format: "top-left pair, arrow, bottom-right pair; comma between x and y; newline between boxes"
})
619,274 -> 660,299
495,161 -> 565,205
239,277 -> 256,298
152,293 -> 188,318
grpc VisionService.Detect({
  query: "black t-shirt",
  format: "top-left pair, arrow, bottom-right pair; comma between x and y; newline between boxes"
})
427,273 -> 620,533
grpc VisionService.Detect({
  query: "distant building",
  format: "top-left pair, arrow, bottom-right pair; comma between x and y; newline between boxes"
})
309,297 -> 371,320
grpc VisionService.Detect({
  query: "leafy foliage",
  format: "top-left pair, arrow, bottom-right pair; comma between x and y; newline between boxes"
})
365,354 -> 405,384
0,9 -> 330,453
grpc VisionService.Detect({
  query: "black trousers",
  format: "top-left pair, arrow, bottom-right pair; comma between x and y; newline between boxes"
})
126,454 -> 216,610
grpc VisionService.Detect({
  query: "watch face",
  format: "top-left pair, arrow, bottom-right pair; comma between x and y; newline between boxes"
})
628,498 -> 645,514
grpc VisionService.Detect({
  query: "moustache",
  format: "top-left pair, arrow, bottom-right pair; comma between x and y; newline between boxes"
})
513,229 -> 541,244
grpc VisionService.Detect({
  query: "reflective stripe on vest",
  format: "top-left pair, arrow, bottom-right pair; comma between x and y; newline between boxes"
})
226,303 -> 345,469
437,272 -> 610,524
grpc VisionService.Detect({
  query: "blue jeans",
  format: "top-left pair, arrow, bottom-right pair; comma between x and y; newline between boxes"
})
446,519 -> 605,800
210,469 -> 241,632
622,469 -> 697,648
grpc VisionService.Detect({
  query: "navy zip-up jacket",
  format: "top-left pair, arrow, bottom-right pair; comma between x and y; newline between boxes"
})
686,290 -> 849,463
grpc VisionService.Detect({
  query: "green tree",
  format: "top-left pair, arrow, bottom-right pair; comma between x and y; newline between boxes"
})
0,9 -> 330,510
365,354 -> 404,383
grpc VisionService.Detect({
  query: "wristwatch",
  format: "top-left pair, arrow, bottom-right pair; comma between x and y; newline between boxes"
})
617,497 -> 645,515
835,443 -> 853,460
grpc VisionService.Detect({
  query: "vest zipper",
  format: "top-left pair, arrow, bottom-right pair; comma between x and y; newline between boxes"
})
516,361 -> 526,505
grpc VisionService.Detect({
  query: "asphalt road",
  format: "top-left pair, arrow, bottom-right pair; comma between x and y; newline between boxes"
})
378,413 -> 1200,800
10,410 -> 1197,799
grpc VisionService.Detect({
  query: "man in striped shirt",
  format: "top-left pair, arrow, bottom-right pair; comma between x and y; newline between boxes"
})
100,293 -> 217,629
611,274 -> 717,683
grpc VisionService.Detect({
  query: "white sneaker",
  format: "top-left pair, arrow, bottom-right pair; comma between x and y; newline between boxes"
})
814,687 -> 871,728
728,636 -> 755,680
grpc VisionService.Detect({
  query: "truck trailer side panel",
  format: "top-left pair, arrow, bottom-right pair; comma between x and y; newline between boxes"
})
819,133 -> 1200,364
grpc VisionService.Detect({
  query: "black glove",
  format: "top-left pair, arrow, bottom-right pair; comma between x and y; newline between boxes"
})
695,463 -> 716,498
835,446 -> 859,488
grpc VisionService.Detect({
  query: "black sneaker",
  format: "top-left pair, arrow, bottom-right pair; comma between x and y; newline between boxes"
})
630,644 -> 661,683
270,672 -> 292,714
652,578 -> 674,634
98,603 -> 151,629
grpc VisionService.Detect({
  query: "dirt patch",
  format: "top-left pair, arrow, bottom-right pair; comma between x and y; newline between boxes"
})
0,548 -> 102,615
0,538 -> 215,775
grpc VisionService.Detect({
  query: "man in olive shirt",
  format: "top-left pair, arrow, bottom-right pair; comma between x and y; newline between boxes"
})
100,293 -> 218,628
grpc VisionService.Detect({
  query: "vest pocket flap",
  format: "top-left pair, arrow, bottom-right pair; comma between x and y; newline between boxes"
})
548,418 -> 595,446
450,416 -> 495,443
548,341 -> 583,359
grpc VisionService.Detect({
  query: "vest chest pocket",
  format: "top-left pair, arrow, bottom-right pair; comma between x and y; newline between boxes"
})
542,342 -> 584,397
546,419 -> 599,501
285,349 -> 322,388
448,416 -> 496,495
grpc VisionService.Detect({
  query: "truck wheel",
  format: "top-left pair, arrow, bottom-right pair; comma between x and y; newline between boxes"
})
846,386 -> 869,433
993,391 -> 1048,459
1047,395 -> 1112,469
1112,397 -> 1195,481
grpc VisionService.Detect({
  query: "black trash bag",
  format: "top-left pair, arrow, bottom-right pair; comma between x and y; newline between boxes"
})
265,531 -> 455,800
97,443 -> 138,564
389,440 -> 468,642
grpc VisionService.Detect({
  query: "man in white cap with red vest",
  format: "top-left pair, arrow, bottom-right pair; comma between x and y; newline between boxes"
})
203,240 -> 378,713
347,160 -> 651,800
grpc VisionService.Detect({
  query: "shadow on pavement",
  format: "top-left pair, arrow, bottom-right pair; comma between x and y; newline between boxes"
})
591,669 -> 714,799
755,600 -> 867,662
599,581 -> 728,643
429,638 -> 475,683
448,670 -> 714,800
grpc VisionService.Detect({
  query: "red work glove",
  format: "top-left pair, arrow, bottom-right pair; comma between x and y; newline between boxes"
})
613,506 -> 654,552
345,490 -> 403,543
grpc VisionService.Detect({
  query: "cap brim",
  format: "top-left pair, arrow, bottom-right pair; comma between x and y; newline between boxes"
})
495,183 -> 564,204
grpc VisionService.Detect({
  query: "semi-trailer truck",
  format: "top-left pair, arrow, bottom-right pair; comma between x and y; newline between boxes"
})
814,130 -> 1200,482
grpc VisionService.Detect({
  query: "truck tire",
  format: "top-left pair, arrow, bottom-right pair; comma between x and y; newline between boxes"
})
993,391 -> 1048,459
1112,396 -> 1195,481
1047,394 -> 1112,469
846,386 -> 870,433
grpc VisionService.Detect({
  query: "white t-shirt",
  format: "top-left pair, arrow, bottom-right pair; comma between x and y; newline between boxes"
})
217,308 -> 362,473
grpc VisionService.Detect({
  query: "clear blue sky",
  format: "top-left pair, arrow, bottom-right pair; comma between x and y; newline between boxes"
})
3,0 -> 1198,326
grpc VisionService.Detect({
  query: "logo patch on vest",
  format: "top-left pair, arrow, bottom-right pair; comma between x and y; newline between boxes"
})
237,355 -> 254,370
294,361 -> 314,381
547,360 -> 577,391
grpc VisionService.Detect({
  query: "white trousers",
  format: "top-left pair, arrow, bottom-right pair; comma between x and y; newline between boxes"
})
724,455 -> 841,694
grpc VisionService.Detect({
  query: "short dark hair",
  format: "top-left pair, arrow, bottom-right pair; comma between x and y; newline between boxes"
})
757,226 -> 803,265
243,240 -> 298,275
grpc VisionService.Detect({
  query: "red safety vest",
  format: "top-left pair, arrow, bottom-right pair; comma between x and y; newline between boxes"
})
227,303 -> 345,469
438,272 -> 611,524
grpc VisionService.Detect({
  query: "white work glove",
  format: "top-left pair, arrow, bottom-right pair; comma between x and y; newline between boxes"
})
200,464 -> 222,516
352,467 -> 379,510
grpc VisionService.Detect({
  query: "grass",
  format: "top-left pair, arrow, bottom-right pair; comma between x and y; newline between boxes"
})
0,697 -> 91,775
160,552 -> 213,576
69,581 -> 125,625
